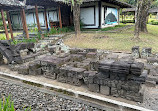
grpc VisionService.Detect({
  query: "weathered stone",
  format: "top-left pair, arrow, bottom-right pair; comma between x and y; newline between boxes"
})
147,57 -> 158,64
100,85 -> 110,96
141,47 -> 152,58
132,46 -> 140,58
89,60 -> 99,71
70,48 -> 83,54
66,77 -> 74,85
29,68 -> 42,75
77,52 -> 87,57
70,54 -> 84,62
88,84 -> 100,93
18,65 -> 29,75
111,87 -> 119,97
73,78 -> 83,86
76,62 -> 90,71
83,71 -> 97,84
57,75 -> 67,83
130,62 -> 144,76
43,71 -> 57,80
86,48 -> 97,53
106,54 -> 118,60
88,72 -> 97,84
86,52 -> 97,59
0,53 -> 3,65
145,80 -> 156,87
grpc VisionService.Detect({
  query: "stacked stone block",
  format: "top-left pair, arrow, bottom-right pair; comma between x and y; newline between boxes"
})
15,47 -> 149,103
87,59 -> 145,102
57,66 -> 85,86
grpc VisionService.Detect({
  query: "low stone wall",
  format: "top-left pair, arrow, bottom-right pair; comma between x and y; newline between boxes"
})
12,48 -> 148,103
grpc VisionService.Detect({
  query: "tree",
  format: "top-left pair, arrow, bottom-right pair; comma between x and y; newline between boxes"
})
65,0 -> 82,37
73,0 -> 81,36
134,0 -> 155,38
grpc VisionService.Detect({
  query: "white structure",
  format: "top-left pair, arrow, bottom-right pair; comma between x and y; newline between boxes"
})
10,1 -> 131,29
10,6 -> 59,29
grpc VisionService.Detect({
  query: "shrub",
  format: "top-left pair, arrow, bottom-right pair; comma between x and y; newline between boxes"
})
0,36 -> 6,40
49,27 -> 74,35
49,27 -> 57,34
151,21 -> 158,25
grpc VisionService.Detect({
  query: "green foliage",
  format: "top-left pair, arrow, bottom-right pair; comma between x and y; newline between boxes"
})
0,95 -> 31,111
49,27 -> 74,35
0,36 -> 6,40
151,20 -> 158,25
49,27 -> 57,34
11,37 -> 37,45
30,27 -> 38,33
0,95 -> 15,111
44,31 -> 49,37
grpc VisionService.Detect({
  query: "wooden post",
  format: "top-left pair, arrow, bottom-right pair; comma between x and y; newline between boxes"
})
44,7 -> 49,31
1,9 -> 9,40
58,6 -> 62,28
22,9 -> 29,39
35,4 -> 41,32
21,10 -> 26,33
6,11 -> 14,40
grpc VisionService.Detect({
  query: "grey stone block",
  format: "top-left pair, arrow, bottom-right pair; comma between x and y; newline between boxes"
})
145,80 -> 156,87
88,84 -> 100,93
86,52 -> 97,59
100,85 -> 110,96
44,71 -> 57,80
73,78 -> 83,86
132,46 -> 140,58
18,65 -> 29,75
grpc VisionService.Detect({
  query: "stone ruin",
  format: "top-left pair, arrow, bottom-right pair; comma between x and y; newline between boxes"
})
1,39 -> 158,103
11,46 -> 150,103
0,40 -> 35,64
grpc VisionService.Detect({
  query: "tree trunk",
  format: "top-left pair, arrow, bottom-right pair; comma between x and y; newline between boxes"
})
134,0 -> 143,39
73,0 -> 81,37
134,0 -> 151,38
140,0 -> 151,32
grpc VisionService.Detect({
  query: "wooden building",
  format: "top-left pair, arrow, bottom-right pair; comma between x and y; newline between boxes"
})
10,0 -> 132,30
0,0 -> 30,40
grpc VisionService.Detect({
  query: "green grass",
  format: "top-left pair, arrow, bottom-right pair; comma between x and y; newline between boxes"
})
0,32 -> 22,40
82,24 -> 127,31
64,24 -> 158,53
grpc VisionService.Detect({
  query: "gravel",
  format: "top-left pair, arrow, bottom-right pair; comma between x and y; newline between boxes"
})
0,78 -> 115,111
141,86 -> 158,111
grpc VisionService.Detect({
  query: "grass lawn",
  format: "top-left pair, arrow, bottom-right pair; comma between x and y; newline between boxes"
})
64,24 -> 158,53
0,32 -> 22,40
